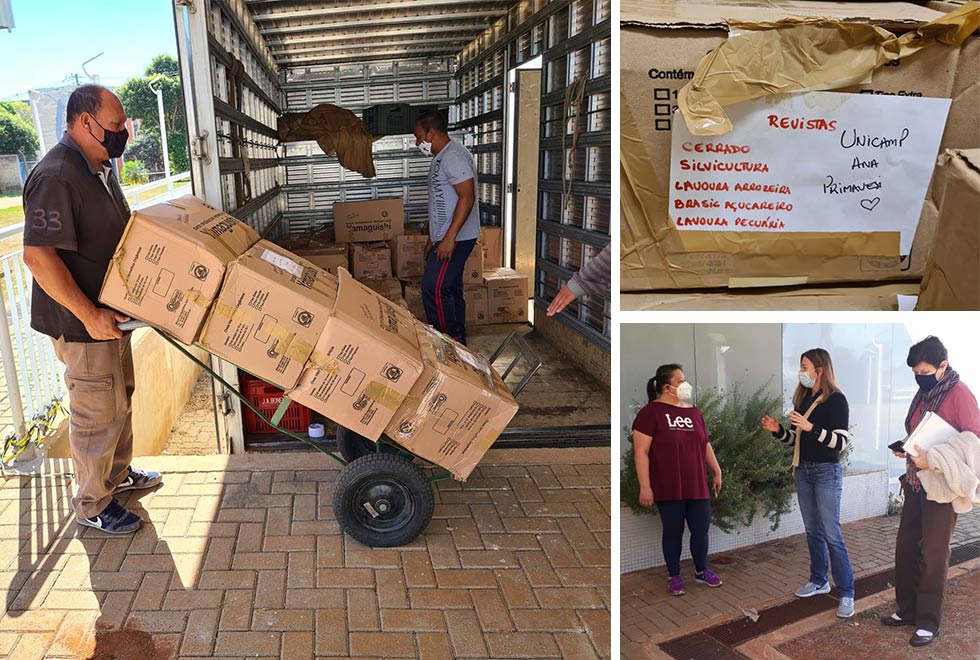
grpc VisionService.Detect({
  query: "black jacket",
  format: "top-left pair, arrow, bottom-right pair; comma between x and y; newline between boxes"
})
773,390 -> 850,463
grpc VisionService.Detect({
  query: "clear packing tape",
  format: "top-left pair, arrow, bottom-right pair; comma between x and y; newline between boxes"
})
677,2 -> 980,135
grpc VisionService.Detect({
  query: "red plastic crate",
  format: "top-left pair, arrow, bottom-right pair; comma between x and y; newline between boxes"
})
239,372 -> 312,435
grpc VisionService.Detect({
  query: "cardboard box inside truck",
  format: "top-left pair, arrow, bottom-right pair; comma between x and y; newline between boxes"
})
480,226 -> 503,270
199,240 -> 336,389
294,245 -> 349,275
359,276 -> 407,308
464,284 -> 490,326
464,245 -> 485,284
349,242 -> 393,279
391,234 -> 428,277
333,198 -> 404,243
620,0 -> 980,293
286,269 -> 424,441
384,321 -> 519,480
484,268 -> 529,323
99,195 -> 260,345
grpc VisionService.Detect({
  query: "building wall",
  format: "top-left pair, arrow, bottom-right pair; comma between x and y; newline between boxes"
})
0,155 -> 23,193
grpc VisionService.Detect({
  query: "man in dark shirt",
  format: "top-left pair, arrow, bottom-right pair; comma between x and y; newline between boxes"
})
22,85 -> 162,534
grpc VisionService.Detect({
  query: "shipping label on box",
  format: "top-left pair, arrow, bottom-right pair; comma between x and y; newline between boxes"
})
199,240 -> 336,389
464,244 -> 485,284
385,322 -> 519,480
286,269 -> 424,441
480,226 -> 503,269
333,198 -> 404,243
294,245 -> 349,275
391,234 -> 428,277
350,242 -> 393,279
100,195 -> 261,345
465,284 -> 490,326
484,268 -> 528,323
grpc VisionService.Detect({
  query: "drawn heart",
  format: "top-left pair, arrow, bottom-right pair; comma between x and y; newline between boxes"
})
860,197 -> 880,212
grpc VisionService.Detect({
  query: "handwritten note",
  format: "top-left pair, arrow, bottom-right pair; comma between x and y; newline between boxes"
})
668,92 -> 951,253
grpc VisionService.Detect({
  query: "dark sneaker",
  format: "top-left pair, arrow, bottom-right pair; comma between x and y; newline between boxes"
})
114,466 -> 163,493
77,499 -> 142,535
667,575 -> 685,596
695,568 -> 723,588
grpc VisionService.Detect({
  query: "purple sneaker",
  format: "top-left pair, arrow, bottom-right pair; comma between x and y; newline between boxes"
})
667,575 -> 685,596
695,568 -> 723,588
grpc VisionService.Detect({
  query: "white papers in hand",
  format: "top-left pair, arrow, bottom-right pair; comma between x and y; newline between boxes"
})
903,411 -> 957,458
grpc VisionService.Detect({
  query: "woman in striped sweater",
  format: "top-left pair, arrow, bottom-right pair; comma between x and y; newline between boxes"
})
760,348 -> 856,619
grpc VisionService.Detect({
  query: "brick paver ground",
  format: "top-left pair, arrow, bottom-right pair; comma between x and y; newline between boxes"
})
162,373 -> 218,457
621,508 -> 980,659
0,448 -> 610,659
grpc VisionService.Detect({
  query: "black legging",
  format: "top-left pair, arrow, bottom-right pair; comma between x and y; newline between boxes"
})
656,499 -> 711,577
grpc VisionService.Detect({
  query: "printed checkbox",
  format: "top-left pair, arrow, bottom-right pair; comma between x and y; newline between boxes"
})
654,103 -> 671,116
655,119 -> 671,131
654,88 -> 671,100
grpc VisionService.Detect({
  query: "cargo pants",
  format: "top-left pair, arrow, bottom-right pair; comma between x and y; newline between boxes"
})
52,334 -> 135,518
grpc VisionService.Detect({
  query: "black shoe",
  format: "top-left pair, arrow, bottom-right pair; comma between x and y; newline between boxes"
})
880,614 -> 915,627
909,630 -> 940,647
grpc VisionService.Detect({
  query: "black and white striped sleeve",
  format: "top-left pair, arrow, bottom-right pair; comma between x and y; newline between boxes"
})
772,426 -> 794,445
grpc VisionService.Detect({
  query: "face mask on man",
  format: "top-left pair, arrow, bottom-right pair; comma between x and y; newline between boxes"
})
915,372 -> 941,393
89,116 -> 129,159
799,370 -> 816,388
417,140 -> 433,156
672,382 -> 693,402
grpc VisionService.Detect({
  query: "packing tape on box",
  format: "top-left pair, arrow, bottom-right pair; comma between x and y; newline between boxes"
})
385,372 -> 449,444
364,380 -> 409,412
109,249 -> 213,309
207,300 -> 317,365
677,2 -> 980,135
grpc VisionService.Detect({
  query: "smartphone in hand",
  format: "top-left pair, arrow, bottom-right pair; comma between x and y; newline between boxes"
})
888,440 -> 906,455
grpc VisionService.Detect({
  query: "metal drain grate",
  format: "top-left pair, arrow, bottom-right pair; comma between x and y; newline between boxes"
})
659,632 -> 750,660
709,594 -> 837,647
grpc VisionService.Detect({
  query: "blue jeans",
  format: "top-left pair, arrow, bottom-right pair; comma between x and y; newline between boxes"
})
795,461 -> 855,597
655,499 -> 711,577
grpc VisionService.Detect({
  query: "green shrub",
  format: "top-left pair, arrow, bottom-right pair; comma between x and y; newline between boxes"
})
621,384 -> 797,533
121,160 -> 150,185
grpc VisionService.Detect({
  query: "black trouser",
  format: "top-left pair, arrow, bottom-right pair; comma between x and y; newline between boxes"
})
894,476 -> 957,633
421,238 -> 477,345
656,498 -> 711,577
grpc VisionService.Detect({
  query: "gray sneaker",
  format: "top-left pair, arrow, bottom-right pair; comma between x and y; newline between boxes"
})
794,581 -> 831,598
837,596 -> 855,618
114,466 -> 163,493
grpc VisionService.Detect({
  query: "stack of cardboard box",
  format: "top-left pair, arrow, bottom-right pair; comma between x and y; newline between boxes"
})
463,226 -> 530,326
99,195 -> 519,479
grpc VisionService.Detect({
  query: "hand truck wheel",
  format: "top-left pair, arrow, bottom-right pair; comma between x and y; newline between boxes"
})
333,453 -> 434,548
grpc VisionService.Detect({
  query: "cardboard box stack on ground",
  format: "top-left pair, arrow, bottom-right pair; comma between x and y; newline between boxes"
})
391,234 -> 428,277
464,284 -> 490,326
294,245 -> 349,275
464,245 -> 485,284
401,278 -> 427,320
286,270 -> 425,441
359,276 -> 407,308
199,240 -> 337,389
480,226 -> 503,270
917,148 -> 980,310
621,1 -> 980,297
349,242 -> 393,278
485,268 -> 529,323
100,195 -> 261,344
385,321 -> 519,480
333,198 -> 404,243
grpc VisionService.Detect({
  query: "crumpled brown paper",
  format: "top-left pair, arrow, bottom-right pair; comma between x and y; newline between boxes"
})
278,104 -> 380,178
678,2 -> 980,135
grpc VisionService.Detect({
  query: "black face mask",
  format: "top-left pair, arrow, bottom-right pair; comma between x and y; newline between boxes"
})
915,372 -> 940,393
89,117 -> 128,159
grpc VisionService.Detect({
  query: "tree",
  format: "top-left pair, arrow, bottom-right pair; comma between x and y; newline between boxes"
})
0,101 -> 33,127
0,104 -> 39,158
127,131 -> 164,172
117,54 -> 189,173
121,160 -> 149,185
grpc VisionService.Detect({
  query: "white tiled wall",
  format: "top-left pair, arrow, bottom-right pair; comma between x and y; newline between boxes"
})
620,469 -> 889,574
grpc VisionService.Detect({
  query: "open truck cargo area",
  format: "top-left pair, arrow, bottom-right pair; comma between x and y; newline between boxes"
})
171,0 -> 612,454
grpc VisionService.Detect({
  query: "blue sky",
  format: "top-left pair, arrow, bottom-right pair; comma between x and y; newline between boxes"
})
0,0 -> 180,99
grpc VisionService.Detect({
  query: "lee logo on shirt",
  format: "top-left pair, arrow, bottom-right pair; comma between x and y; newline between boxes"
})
664,414 -> 695,431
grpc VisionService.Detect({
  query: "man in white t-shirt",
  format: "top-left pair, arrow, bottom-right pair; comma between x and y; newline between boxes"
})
414,111 -> 481,345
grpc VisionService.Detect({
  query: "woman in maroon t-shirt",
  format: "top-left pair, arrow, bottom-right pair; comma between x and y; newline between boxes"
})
632,364 -> 723,596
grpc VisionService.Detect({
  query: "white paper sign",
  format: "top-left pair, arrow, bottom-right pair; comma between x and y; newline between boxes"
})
260,249 -> 304,278
669,92 -> 951,253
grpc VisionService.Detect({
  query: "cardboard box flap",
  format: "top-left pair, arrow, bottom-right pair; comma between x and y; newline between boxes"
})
332,269 -> 418,353
238,241 -> 338,303
135,196 -> 260,264
673,2 -> 979,135
622,0 -> 943,29
416,323 -> 497,391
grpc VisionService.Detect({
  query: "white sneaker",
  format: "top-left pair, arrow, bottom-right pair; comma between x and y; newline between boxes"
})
794,581 -> 831,598
837,596 -> 855,618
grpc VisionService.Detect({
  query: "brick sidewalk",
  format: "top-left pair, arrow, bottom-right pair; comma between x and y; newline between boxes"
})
0,448 -> 610,660
621,508 -> 980,659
